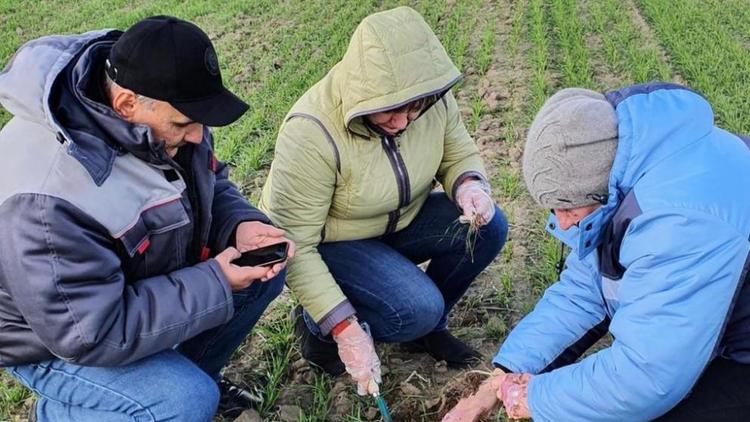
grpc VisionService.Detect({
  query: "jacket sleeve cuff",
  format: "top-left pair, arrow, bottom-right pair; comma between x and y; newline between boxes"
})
493,362 -> 514,373
451,170 -> 490,200
492,354 -> 521,374
317,301 -> 357,336
204,259 -> 236,324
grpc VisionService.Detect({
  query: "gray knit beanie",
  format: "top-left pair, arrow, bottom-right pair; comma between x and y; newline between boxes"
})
523,88 -> 618,209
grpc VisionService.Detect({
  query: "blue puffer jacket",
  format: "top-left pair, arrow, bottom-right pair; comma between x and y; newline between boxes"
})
0,31 -> 270,366
493,83 -> 750,421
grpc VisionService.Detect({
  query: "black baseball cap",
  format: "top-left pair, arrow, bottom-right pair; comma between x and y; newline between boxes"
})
106,15 -> 248,127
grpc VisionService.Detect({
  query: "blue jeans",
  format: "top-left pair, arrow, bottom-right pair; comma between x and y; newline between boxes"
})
304,192 -> 507,342
7,272 -> 284,422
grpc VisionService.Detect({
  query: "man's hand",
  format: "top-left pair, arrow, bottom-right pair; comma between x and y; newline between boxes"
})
332,318 -> 382,396
442,370 -> 505,422
234,221 -> 296,281
455,179 -> 495,226
214,247 -> 273,291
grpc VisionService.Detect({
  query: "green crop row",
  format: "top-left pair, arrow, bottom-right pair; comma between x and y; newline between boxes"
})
525,0 -> 552,117
476,13 -> 498,76
549,0 -> 593,88
585,0 -> 672,86
703,0 -> 750,48
437,0 -> 476,73
635,0 -> 750,134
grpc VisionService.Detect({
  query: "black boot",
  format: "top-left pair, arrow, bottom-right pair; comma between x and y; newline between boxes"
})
217,377 -> 261,420
292,305 -> 346,376
404,330 -> 482,368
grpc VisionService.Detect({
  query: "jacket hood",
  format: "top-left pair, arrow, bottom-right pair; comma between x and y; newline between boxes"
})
333,6 -> 462,131
0,30 -> 174,185
548,83 -> 716,257
0,30 -> 112,129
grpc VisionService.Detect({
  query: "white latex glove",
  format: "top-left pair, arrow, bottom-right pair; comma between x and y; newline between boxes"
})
332,319 -> 382,395
455,179 -> 495,226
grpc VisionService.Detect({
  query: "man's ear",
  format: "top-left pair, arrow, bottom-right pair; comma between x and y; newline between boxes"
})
111,89 -> 140,121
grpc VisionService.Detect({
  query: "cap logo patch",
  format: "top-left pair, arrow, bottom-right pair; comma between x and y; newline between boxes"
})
204,47 -> 219,75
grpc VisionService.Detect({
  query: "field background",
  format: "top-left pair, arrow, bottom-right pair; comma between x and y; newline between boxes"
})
2,0 -> 749,421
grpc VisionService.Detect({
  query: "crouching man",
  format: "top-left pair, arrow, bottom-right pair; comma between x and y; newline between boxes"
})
0,16 -> 294,421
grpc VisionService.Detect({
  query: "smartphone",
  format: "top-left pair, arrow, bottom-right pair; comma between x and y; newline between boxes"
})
232,242 -> 289,267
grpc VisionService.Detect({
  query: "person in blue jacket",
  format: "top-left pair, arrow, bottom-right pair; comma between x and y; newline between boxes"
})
443,83 -> 750,421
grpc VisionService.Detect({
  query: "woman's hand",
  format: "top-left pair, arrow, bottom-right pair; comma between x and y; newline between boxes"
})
455,179 -> 495,226
497,373 -> 532,420
332,318 -> 382,396
442,370 -> 505,422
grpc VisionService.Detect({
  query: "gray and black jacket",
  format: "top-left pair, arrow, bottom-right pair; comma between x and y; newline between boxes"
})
0,30 -> 270,366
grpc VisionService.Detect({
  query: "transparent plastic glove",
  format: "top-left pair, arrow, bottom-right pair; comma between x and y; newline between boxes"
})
497,373 -> 532,420
333,320 -> 382,396
455,180 -> 495,226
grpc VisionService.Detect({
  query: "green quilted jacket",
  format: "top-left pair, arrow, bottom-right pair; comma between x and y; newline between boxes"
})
259,6 -> 487,333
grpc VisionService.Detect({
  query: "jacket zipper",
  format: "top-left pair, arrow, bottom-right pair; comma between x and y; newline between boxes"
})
172,146 -> 204,263
381,135 -> 411,234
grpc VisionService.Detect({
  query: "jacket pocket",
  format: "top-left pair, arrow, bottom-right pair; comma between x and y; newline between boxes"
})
118,198 -> 190,258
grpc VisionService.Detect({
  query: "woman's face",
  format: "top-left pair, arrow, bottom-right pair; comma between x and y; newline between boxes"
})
366,108 -> 421,136
553,203 -> 602,230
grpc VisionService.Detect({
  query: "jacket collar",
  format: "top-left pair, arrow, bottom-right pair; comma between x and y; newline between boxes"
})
548,82 -> 715,258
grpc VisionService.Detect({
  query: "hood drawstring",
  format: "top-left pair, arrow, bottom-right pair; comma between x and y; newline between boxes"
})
555,241 -> 567,280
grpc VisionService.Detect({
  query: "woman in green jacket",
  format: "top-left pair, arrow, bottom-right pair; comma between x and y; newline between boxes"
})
259,6 -> 507,395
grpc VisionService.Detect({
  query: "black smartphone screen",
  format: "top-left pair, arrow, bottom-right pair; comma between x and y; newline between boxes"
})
232,242 -> 289,267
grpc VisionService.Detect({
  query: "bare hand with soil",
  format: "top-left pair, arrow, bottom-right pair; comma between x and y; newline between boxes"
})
442,370 -> 505,422
497,373 -> 532,419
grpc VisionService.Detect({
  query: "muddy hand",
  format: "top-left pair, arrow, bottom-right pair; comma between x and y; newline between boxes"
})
333,318 -> 381,395
455,179 -> 495,226
442,371 -> 505,422
442,397 -> 486,422
497,373 -> 532,420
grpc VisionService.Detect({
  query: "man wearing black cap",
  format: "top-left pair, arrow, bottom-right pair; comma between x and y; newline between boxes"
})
0,16 -> 293,421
